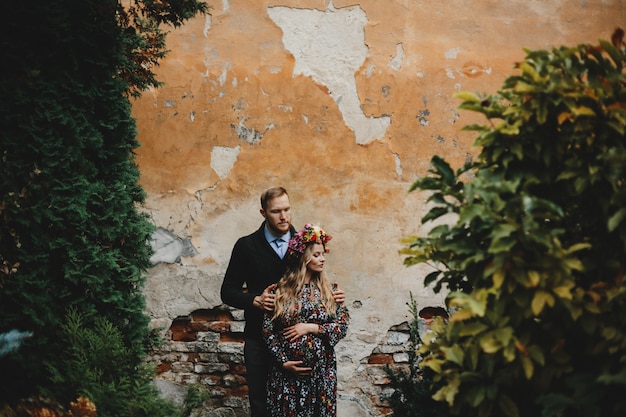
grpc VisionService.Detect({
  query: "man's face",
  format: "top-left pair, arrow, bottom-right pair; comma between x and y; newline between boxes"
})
261,194 -> 291,236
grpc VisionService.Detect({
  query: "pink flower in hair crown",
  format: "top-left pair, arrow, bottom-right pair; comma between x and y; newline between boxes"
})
287,223 -> 332,254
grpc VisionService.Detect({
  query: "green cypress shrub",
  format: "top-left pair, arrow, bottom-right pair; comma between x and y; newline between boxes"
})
46,308 -> 180,417
0,0 -> 207,405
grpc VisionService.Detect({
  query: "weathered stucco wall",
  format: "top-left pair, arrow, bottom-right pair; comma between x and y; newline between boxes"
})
132,1 -> 624,415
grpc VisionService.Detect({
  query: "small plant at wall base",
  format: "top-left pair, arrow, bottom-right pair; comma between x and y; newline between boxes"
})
401,29 -> 626,417
385,295 -> 452,417
2,309 -> 207,417
45,308 -> 180,417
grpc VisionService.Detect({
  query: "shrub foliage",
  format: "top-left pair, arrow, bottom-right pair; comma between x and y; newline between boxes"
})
386,296 -> 452,417
0,0 -> 206,406
401,29 -> 626,417
46,308 -> 179,417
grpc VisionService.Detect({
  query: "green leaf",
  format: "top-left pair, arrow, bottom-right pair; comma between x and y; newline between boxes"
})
531,290 -> 555,315
563,242 -> 592,254
431,155 -> 456,185
563,257 -> 584,272
527,345 -> 545,366
491,223 -> 518,240
521,355 -> 534,379
455,91 -> 482,102
570,105 -> 596,118
422,356 -> 443,373
432,374 -> 461,405
459,321 -> 490,337
513,81 -> 538,93
410,176 -> 442,191
527,271 -> 541,287
449,292 -> 487,318
422,206 -> 451,223
479,327 -> 514,354
599,39 -> 623,70
440,345 -> 465,366
424,270 -> 442,286
459,203 -> 486,223
498,393 -> 520,417
492,268 -> 505,289
552,283 -> 574,300
608,208 -> 626,232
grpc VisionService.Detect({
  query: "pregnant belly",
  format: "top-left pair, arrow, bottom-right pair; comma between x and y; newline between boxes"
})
285,334 -> 320,367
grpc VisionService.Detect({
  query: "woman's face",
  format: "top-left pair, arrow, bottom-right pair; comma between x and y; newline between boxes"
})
306,243 -> 325,274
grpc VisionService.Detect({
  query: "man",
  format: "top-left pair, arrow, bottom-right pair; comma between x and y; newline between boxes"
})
221,187 -> 344,417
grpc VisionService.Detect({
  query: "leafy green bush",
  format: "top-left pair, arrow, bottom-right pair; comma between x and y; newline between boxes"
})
402,29 -> 626,417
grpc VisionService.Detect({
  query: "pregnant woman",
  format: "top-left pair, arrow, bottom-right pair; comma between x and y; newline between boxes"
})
262,224 -> 349,417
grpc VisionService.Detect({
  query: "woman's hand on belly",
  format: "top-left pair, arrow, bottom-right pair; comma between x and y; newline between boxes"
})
282,360 -> 313,377
283,323 -> 319,341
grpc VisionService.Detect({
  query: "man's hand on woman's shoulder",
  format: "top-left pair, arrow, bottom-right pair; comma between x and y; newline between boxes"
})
254,283 -> 277,311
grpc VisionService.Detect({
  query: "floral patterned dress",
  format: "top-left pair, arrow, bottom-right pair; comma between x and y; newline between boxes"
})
262,284 -> 349,417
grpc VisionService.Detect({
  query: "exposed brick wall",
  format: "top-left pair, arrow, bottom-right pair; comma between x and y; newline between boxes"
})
148,307 -> 443,416
358,322 -> 412,416
148,307 -> 250,416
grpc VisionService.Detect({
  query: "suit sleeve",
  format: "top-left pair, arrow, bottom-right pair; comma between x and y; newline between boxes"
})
220,238 -> 256,310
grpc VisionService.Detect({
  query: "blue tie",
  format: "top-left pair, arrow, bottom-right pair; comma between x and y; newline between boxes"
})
274,238 -> 285,258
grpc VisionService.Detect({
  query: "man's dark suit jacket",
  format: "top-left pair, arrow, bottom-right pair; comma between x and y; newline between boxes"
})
221,221 -> 296,341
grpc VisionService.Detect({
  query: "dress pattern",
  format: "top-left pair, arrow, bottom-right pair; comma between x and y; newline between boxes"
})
262,284 -> 349,417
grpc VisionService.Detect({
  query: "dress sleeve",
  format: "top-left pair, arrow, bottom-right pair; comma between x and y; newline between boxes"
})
262,294 -> 289,364
318,302 -> 349,348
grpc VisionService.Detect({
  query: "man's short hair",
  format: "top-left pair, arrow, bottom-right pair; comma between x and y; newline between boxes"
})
260,187 -> 288,210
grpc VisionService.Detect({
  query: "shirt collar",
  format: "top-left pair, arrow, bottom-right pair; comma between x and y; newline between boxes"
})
264,224 -> 291,244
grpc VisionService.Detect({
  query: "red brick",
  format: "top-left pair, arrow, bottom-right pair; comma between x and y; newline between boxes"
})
378,407 -> 393,416
170,318 -> 198,341
368,353 -> 393,364
191,309 -> 233,322
189,321 -> 209,332
170,327 -> 197,341
207,321 -> 231,332
156,362 -> 171,373
231,364 -> 247,375
206,375 -> 222,385
220,332 -> 244,343
231,385 -> 249,397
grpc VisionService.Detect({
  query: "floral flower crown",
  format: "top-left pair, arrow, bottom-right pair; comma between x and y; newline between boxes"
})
287,223 -> 332,254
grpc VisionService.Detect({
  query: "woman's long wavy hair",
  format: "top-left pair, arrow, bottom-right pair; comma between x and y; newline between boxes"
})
273,243 -> 337,320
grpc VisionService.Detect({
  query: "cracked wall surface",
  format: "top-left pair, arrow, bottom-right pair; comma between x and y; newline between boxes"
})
267,3 -> 391,145
132,1 -> 623,415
